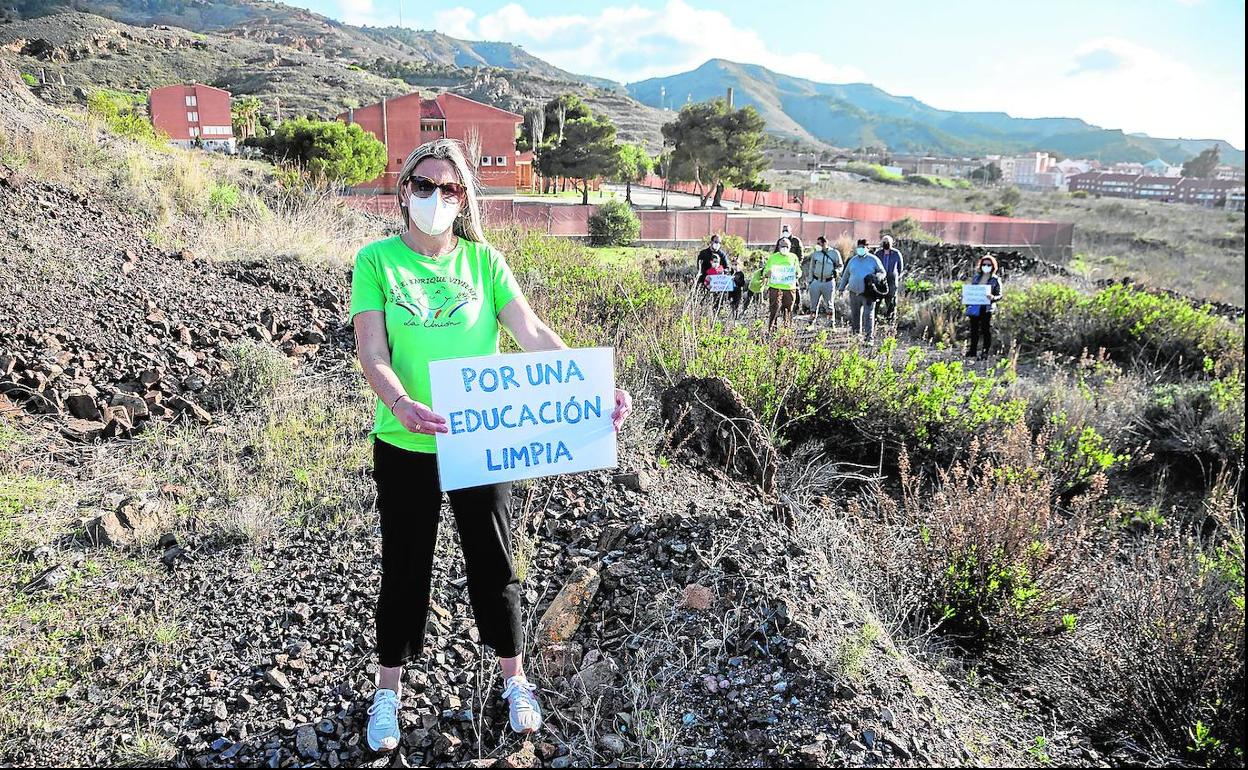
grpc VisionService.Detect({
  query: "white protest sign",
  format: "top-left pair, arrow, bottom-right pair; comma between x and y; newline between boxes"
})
961,283 -> 991,305
708,274 -> 735,292
429,347 -> 617,490
770,265 -> 797,287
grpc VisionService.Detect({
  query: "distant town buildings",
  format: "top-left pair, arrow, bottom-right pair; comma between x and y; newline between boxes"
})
149,83 -> 236,152
339,92 -> 526,193
810,147 -> 1243,209
1068,171 -> 1245,210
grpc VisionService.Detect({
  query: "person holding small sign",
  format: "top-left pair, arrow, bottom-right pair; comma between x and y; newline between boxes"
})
349,138 -> 634,751
964,254 -> 1003,357
765,237 -> 801,330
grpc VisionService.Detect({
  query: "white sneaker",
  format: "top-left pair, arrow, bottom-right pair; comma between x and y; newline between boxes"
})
502,675 -> 543,734
366,688 -> 401,752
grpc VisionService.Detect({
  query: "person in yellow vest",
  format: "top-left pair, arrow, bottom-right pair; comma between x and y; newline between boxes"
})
764,237 -> 801,331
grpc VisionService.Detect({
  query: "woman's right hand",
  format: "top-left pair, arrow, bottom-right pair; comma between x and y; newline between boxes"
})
393,397 -> 449,435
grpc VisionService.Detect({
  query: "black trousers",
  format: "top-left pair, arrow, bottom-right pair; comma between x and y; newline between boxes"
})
968,311 -> 993,355
372,437 -> 523,667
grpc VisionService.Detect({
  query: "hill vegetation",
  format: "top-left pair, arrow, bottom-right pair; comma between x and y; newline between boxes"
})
0,57 -> 1244,769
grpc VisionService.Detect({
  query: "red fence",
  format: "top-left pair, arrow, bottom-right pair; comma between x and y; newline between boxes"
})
342,183 -> 1074,255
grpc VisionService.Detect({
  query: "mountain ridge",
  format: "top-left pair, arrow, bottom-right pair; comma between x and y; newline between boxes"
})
626,59 -> 1244,165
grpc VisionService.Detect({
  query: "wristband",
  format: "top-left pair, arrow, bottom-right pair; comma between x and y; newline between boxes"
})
388,393 -> 407,411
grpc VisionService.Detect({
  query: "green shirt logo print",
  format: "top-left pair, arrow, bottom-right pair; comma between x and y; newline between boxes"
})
393,283 -> 475,328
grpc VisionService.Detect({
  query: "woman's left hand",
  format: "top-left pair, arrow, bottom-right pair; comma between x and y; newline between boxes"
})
612,387 -> 633,431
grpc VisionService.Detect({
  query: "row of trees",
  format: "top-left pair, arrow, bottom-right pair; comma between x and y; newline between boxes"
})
521,93 -> 768,207
234,90 -> 770,200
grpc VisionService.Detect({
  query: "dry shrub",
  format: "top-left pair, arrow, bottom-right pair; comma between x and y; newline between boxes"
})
192,185 -> 381,265
875,423 -> 1109,643
1021,476 -> 1245,764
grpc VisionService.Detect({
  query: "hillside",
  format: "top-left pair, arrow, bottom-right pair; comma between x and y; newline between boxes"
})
3,0 -> 614,85
627,59 -> 1246,165
1,55 -> 1244,769
0,11 -> 666,147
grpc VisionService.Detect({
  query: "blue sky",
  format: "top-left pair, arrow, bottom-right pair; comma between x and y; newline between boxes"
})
299,0 -> 1244,146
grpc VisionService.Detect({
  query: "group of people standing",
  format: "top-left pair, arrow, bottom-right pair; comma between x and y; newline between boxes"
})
695,227 -> 908,342
695,228 -> 1003,355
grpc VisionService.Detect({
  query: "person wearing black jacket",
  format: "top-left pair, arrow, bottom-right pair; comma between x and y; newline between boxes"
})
696,234 -> 730,287
965,255 -> 1004,357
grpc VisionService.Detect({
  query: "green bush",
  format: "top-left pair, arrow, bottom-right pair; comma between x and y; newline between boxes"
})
207,183 -> 241,217
21,73 -> 38,87
494,227 -> 676,353
668,331 -> 1025,461
86,89 -> 162,146
1070,190 -> 1089,199
252,117 -> 386,186
588,199 -> 640,247
999,282 -> 1244,377
843,162 -> 903,184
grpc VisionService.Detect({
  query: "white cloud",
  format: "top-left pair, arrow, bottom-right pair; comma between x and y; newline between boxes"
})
433,7 -> 477,39
948,36 -> 1244,146
432,0 -> 864,84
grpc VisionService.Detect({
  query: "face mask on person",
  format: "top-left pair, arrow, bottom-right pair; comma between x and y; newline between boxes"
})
981,264 -> 993,274
408,189 -> 460,236
856,247 -> 867,256
711,241 -> 721,251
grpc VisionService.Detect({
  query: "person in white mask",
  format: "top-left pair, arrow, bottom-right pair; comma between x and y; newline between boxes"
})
349,138 -> 634,751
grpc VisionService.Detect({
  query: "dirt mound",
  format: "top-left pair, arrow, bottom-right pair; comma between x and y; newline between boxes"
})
898,240 -> 1072,280
0,161 -> 353,440
660,376 -> 777,493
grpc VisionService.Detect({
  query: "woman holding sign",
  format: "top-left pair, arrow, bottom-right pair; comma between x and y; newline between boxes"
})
349,138 -> 633,752
964,254 -> 1003,357
764,237 -> 801,331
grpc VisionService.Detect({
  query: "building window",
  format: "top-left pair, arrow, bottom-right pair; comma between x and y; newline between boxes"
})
189,127 -> 200,138
481,156 -> 492,166
185,95 -> 197,107
496,156 -> 507,166
187,112 -> 199,123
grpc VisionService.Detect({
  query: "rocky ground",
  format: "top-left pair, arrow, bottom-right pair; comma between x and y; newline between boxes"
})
0,156 -> 355,442
5,422 -> 1100,768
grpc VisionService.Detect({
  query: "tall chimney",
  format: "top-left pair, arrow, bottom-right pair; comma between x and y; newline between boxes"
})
726,86 -> 734,109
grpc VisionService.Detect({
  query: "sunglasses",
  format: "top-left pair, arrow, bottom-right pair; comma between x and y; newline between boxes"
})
408,176 -> 467,201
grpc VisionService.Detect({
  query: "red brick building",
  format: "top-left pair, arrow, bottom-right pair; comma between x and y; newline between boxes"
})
149,84 -> 236,152
340,92 -> 525,193
1068,171 -> 1244,209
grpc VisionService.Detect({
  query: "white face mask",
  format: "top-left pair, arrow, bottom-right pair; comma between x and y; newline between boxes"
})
981,265 -> 993,274
407,190 -> 460,236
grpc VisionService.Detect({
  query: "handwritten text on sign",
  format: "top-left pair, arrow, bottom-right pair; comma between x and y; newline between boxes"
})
429,347 -> 617,490
708,274 -> 735,292
961,283 -> 991,305
770,265 -> 797,287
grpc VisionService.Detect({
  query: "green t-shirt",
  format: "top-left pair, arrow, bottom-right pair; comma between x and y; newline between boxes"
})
747,268 -> 766,293
348,236 -> 523,453
764,251 -> 800,290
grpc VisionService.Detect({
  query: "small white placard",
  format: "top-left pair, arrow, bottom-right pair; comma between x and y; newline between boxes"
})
429,347 -> 618,490
708,274 -> 735,292
770,265 -> 797,287
962,283 -> 991,305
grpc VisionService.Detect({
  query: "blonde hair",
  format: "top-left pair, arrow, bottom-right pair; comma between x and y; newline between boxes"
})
395,138 -> 487,243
